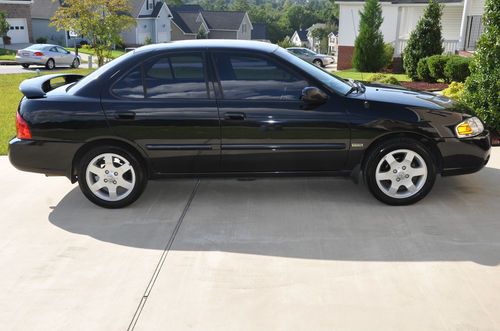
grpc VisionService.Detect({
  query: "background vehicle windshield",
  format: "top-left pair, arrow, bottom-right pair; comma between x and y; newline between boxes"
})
275,47 -> 351,95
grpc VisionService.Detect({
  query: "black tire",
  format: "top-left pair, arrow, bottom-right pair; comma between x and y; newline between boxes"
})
313,59 -> 323,67
45,58 -> 55,70
77,146 -> 147,208
71,58 -> 80,68
364,138 -> 436,205
21,64 -> 30,69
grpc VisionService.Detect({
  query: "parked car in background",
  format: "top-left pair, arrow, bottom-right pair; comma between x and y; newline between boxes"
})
286,47 -> 335,67
10,40 -> 490,208
15,44 -> 81,70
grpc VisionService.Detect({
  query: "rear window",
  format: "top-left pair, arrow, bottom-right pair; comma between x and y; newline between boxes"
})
26,44 -> 47,50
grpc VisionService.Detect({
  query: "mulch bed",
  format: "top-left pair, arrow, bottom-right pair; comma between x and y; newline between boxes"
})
400,81 -> 449,91
490,130 -> 500,146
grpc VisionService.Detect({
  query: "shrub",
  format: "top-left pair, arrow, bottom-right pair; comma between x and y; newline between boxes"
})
444,56 -> 471,83
403,0 -> 443,80
144,36 -> 153,45
417,57 -> 434,82
442,81 -> 465,101
352,0 -> 386,72
463,0 -> 500,131
79,40 -> 89,46
427,55 -> 449,81
383,43 -> 394,68
367,73 -> 401,86
35,37 -> 47,43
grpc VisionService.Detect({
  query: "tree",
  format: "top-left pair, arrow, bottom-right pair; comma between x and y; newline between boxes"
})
462,0 -> 500,131
165,0 -> 184,6
352,0 -> 386,72
50,0 -> 135,66
403,0 -> 443,80
0,11 -> 9,44
231,0 -> 250,12
278,5 -> 318,36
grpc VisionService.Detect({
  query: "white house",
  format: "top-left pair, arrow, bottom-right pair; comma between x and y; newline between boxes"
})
291,29 -> 309,47
336,0 -> 485,69
121,0 -> 173,46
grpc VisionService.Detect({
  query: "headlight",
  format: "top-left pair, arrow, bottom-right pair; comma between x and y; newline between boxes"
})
455,117 -> 484,138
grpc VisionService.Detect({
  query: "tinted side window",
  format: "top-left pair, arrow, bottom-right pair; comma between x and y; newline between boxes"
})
144,54 -> 207,99
214,53 -> 308,101
112,66 -> 144,98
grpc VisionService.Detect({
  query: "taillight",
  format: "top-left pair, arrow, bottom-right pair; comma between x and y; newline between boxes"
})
34,52 -> 43,57
16,112 -> 32,139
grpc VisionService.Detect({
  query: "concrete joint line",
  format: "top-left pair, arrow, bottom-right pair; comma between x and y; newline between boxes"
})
127,179 -> 201,331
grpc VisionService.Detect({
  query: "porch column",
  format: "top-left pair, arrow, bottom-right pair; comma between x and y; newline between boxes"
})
458,0 -> 470,50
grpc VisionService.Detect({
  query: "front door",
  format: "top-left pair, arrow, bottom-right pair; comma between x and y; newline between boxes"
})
101,51 -> 220,174
211,51 -> 350,173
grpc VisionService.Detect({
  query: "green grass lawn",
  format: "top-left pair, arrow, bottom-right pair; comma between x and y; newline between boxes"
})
0,68 -> 94,155
333,69 -> 412,82
0,48 -> 16,61
66,47 -> 125,59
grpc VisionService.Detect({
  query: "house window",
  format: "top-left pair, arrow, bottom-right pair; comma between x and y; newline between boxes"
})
147,0 -> 153,10
242,24 -> 247,33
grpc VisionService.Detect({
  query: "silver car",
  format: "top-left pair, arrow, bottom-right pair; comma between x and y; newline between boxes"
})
286,47 -> 335,67
16,44 -> 81,70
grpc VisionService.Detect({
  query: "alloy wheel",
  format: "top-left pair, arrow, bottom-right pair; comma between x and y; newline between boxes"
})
85,153 -> 136,202
375,149 -> 428,199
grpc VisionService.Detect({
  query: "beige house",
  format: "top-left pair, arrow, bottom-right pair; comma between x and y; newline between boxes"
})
0,0 -> 33,44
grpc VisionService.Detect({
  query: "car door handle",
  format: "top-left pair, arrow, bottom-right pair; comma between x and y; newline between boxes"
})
114,111 -> 136,120
224,112 -> 246,120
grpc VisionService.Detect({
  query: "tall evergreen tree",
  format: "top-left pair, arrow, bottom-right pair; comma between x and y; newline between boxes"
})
352,0 -> 386,72
462,0 -> 500,131
403,0 -> 443,79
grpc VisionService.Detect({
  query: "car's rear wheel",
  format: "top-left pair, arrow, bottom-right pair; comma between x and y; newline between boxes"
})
21,64 -> 29,69
77,146 -> 147,208
364,139 -> 436,205
313,59 -> 323,67
71,58 -> 80,68
45,58 -> 55,70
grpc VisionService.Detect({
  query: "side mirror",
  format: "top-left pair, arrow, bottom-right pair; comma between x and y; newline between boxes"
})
301,86 -> 328,105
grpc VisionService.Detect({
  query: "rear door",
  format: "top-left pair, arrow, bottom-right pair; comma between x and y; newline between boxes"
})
101,51 -> 221,174
211,51 -> 350,173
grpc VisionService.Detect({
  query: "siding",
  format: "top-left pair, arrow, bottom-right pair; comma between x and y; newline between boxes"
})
170,23 -> 195,41
209,30 -> 236,39
236,14 -> 251,40
398,5 -> 463,40
32,18 -> 66,45
467,0 -> 484,15
0,3 -> 33,43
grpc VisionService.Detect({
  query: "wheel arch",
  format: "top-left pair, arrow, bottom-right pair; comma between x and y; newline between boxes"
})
70,138 -> 149,183
360,132 -> 443,176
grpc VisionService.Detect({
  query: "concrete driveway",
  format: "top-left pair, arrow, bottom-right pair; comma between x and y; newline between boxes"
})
0,149 -> 499,331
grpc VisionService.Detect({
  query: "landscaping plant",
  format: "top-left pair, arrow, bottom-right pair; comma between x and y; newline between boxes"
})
403,0 -> 443,80
0,11 -> 9,45
442,82 -> 465,101
366,73 -> 401,86
352,0 -> 386,72
50,0 -> 135,66
462,0 -> 500,131
417,57 -> 434,82
427,54 -> 449,82
444,56 -> 471,83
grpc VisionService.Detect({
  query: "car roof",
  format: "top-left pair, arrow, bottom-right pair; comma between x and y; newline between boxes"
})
134,39 -> 279,54
26,44 -> 59,49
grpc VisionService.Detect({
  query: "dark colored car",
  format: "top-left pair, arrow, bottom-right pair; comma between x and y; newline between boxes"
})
9,40 -> 491,208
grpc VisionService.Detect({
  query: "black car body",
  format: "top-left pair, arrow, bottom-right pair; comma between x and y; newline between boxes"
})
9,40 -> 491,208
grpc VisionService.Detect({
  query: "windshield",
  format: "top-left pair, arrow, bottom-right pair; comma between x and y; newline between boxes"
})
26,44 -> 48,50
275,47 -> 351,95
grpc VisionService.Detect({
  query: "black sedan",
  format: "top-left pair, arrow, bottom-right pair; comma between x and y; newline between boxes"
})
9,40 -> 491,208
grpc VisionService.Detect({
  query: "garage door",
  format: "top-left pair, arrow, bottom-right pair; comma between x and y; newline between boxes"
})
7,18 -> 29,44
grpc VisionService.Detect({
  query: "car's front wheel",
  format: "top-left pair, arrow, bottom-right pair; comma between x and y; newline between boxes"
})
77,146 -> 147,208
313,59 -> 323,67
365,139 -> 436,205
71,58 -> 80,68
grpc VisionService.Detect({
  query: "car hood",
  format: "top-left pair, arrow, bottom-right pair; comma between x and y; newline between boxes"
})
361,83 -> 463,112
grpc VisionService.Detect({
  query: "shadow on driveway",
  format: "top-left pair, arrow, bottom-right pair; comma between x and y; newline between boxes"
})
49,167 -> 500,266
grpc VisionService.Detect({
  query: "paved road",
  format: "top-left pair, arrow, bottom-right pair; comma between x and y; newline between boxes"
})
0,149 -> 499,330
